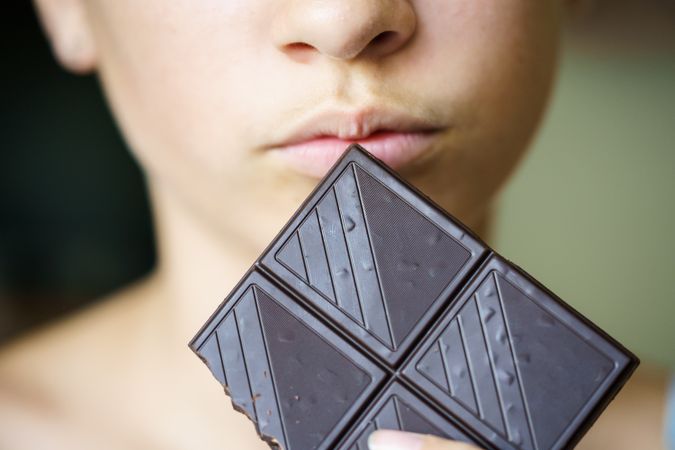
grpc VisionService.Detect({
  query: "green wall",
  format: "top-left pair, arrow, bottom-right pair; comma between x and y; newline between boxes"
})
495,40 -> 675,368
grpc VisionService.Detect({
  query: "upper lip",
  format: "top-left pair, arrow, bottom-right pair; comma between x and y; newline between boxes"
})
269,105 -> 442,148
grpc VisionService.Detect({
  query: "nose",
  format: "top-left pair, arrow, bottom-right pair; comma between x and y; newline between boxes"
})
272,0 -> 417,61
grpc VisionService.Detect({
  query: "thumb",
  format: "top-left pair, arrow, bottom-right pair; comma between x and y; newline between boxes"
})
368,430 -> 481,450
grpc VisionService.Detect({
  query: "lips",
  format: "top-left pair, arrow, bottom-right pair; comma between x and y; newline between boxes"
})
266,107 -> 444,178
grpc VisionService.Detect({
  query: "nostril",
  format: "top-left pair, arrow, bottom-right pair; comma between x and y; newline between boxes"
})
372,31 -> 397,47
283,42 -> 316,63
372,31 -> 396,46
287,42 -> 314,51
366,31 -> 403,56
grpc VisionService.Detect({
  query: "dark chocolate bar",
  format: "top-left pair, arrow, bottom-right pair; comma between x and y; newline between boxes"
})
189,144 -> 638,450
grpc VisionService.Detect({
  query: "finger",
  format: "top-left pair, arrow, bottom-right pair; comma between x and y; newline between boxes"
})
367,429 -> 481,450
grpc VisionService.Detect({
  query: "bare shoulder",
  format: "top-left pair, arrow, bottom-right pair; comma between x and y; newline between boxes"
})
0,273 -> 158,382
0,273 -> 160,448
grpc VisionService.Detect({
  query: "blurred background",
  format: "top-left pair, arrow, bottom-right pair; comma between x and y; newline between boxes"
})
1,2 -> 674,368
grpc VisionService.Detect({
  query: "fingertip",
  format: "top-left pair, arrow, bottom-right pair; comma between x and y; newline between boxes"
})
367,429 -> 424,450
367,429 -> 481,450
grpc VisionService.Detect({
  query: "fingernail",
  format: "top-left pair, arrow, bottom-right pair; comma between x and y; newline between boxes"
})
367,430 -> 424,450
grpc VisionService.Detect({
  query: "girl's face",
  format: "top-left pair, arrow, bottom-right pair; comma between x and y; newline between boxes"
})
37,0 -> 564,250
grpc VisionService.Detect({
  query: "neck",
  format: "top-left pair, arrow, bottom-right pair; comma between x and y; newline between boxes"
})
147,180 -> 263,349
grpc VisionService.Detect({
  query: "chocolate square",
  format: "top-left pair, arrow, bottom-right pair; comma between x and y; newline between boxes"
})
337,381 -> 482,449
259,148 -> 486,365
190,269 -> 386,449
401,254 -> 635,450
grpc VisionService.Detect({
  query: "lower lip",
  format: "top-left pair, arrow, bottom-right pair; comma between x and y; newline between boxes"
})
268,130 -> 441,178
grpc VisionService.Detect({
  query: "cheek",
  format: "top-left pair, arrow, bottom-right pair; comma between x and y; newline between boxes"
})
405,0 -> 561,221
88,0 -> 275,177
86,0 -> 311,249
421,0 -> 560,131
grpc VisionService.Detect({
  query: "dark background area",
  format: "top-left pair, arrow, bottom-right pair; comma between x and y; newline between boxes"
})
0,3 -> 155,342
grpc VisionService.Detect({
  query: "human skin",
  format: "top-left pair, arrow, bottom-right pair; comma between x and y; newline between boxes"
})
0,0 -> 668,449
